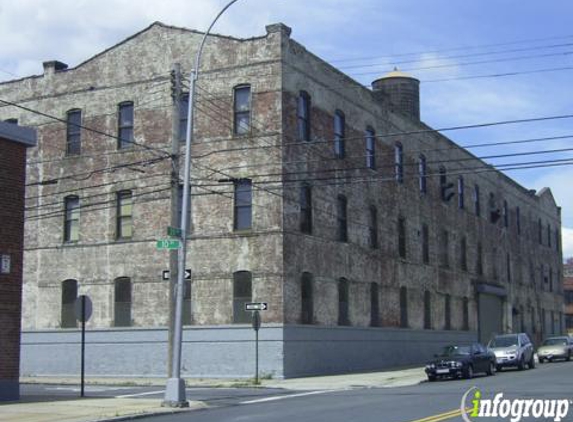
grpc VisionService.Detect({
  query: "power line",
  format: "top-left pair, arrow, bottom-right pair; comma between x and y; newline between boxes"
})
423,65 -> 573,83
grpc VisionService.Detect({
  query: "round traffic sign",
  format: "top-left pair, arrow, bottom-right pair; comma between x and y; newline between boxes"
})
74,295 -> 93,322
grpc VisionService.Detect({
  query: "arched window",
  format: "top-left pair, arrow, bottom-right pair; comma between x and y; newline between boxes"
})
399,286 -> 408,328
61,279 -> 78,328
299,183 -> 312,234
424,290 -> 432,329
365,127 -> 376,169
297,91 -> 311,142
460,236 -> 468,271
398,217 -> 406,258
234,85 -> 251,135
338,278 -> 349,326
337,195 -> 348,242
444,294 -> 451,330
301,272 -> 313,324
233,271 -> 252,323
369,206 -> 378,249
334,110 -> 345,158
421,223 -> 429,264
114,277 -> 132,327
370,282 -> 379,327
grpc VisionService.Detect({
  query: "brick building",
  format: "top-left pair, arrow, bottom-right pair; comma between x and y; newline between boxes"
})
0,122 -> 36,401
0,22 -> 564,378
565,258 -> 573,334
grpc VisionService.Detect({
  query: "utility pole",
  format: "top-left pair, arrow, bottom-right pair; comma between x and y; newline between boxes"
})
168,63 -> 182,377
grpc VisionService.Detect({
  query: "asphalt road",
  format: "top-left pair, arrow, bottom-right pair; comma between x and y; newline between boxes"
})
20,360 -> 573,422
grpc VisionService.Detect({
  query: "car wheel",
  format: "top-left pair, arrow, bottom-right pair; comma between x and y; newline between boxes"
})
487,361 -> 495,376
427,375 -> 437,382
539,358 -> 544,364
496,365 -> 503,372
529,356 -> 535,369
518,357 -> 525,370
567,352 -> 571,362
463,365 -> 473,379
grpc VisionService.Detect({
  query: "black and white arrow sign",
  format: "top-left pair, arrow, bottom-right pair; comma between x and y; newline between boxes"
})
245,302 -> 268,311
162,269 -> 191,280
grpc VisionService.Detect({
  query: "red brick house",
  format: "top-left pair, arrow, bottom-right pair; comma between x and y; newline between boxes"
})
0,121 -> 36,401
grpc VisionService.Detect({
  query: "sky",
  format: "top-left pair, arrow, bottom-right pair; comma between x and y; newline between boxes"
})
1,0 -> 572,259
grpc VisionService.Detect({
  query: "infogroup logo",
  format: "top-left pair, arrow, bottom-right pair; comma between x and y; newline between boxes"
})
460,387 -> 571,422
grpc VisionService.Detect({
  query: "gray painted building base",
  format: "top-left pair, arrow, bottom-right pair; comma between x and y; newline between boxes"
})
21,325 -> 477,379
0,380 -> 19,402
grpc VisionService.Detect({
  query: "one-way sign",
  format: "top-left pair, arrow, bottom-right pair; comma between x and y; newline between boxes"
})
162,269 -> 191,281
245,302 -> 268,311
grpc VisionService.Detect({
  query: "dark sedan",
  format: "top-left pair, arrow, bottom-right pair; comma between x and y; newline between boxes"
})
425,344 -> 496,381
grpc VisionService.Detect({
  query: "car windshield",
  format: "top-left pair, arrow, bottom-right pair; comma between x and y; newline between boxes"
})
543,338 -> 568,346
438,346 -> 471,356
489,336 -> 518,348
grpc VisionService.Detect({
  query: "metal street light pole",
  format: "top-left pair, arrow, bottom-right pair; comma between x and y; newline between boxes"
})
163,0 -> 244,408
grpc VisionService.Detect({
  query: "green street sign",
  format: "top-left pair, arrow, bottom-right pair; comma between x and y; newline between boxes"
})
167,226 -> 182,238
156,239 -> 181,250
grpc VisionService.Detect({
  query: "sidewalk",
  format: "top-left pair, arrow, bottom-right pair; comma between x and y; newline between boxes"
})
2,367 -> 425,422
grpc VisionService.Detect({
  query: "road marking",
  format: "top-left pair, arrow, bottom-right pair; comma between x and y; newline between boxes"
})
240,390 -> 334,404
115,390 -> 165,398
406,407 -> 472,422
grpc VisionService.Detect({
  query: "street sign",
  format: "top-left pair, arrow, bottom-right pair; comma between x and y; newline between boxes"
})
245,302 -> 268,311
162,269 -> 191,280
156,239 -> 181,250
74,295 -> 93,322
167,226 -> 182,238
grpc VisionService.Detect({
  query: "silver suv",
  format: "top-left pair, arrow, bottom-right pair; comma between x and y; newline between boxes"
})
488,333 -> 535,371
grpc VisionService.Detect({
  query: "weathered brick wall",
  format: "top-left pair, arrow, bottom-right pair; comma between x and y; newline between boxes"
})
0,138 -> 26,391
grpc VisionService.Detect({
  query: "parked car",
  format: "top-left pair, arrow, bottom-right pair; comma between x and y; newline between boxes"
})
425,344 -> 496,381
488,333 -> 535,371
537,336 -> 573,363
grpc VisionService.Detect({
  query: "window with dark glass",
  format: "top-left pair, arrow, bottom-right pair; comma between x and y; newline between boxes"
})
400,286 -> 408,328
476,242 -> 483,275
179,93 -> 189,142
439,166 -> 454,202
489,193 -> 500,223
114,277 -> 132,327
422,223 -> 429,264
118,102 -> 134,149
297,91 -> 311,142
424,290 -> 432,329
516,206 -> 521,235
334,110 -> 345,158
301,272 -> 313,324
366,127 -> 376,169
395,142 -> 403,183
506,253 -> 511,282
460,236 -> 468,271
234,85 -> 251,135
419,155 -> 427,194
440,229 -> 449,268
116,190 -> 133,239
474,185 -> 481,216
538,218 -> 543,244
337,195 -> 348,242
338,278 -> 349,326
66,109 -> 81,155
503,200 -> 509,227
398,217 -> 406,258
234,179 -> 252,230
370,282 -> 379,327
458,176 -> 464,209
369,206 -> 378,249
299,183 -> 312,234
64,195 -> 80,242
233,271 -> 252,323
547,224 -> 551,248
61,279 -> 78,328
463,297 -> 469,331
444,294 -> 451,330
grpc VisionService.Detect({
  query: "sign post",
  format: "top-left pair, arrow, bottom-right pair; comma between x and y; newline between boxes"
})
245,302 -> 266,384
74,295 -> 92,398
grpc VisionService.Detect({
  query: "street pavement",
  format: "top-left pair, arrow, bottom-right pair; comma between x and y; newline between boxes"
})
3,360 -> 573,422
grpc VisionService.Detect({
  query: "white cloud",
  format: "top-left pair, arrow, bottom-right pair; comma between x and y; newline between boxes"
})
562,227 -> 573,261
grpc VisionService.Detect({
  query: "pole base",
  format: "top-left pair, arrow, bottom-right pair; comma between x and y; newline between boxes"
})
162,377 -> 189,408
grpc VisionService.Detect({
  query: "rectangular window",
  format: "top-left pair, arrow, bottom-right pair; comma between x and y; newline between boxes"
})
334,110 -> 345,158
234,85 -> 251,135
234,179 -> 252,230
117,191 -> 133,239
538,219 -> 543,244
66,109 -> 81,155
419,155 -> 427,194
440,230 -> 449,268
422,223 -> 430,264
338,278 -> 350,326
463,298 -> 469,331
547,224 -> 552,248
474,185 -> 481,216
233,271 -> 252,324
301,273 -> 313,324
64,196 -> 80,242
398,217 -> 406,259
506,253 -> 511,282
395,143 -> 403,183
476,242 -> 483,275
118,102 -> 134,149
503,200 -> 509,227
337,195 -> 348,242
114,278 -> 132,327
444,295 -> 451,330
458,177 -> 464,209
516,206 -> 521,235
297,91 -> 311,142
179,93 -> 189,142
400,287 -> 408,328
370,283 -> 379,327
366,128 -> 376,170
300,184 -> 312,234
460,236 -> 468,271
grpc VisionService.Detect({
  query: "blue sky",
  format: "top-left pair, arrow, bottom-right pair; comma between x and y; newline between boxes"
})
1,0 -> 572,258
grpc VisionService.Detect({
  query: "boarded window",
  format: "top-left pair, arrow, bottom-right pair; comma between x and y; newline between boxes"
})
301,272 -> 313,324
233,271 -> 252,323
114,277 -> 132,327
64,196 -> 80,242
234,85 -> 251,135
61,279 -> 78,328
338,278 -> 349,326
